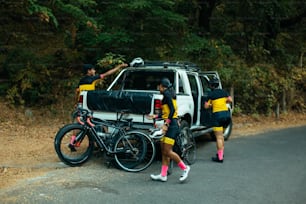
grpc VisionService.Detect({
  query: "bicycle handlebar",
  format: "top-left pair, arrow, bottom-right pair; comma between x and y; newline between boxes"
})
73,108 -> 95,127
73,108 -> 132,127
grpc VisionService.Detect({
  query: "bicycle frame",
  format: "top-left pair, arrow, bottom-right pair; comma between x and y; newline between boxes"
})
76,107 -> 142,154
55,108 -> 155,172
75,115 -> 134,155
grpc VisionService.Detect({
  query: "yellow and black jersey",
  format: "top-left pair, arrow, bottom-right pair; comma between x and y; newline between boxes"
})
78,75 -> 102,92
161,89 -> 178,120
207,89 -> 229,113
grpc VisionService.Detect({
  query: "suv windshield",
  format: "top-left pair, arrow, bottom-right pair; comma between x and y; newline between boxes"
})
109,70 -> 175,91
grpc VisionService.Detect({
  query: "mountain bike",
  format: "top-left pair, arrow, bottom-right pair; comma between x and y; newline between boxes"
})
54,108 -> 155,172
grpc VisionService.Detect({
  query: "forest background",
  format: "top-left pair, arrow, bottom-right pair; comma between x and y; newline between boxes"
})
0,0 -> 305,117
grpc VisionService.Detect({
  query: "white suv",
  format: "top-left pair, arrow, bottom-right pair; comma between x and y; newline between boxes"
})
79,61 -> 233,140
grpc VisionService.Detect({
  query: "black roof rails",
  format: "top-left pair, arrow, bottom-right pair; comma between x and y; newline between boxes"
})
144,60 -> 200,71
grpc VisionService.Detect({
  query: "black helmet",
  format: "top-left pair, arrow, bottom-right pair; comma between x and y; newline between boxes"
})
83,64 -> 95,74
160,77 -> 172,88
209,77 -> 219,88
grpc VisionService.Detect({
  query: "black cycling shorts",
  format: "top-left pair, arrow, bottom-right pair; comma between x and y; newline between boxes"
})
212,111 -> 231,128
165,119 -> 179,140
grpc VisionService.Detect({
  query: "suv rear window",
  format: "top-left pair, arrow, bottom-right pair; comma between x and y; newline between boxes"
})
109,70 -> 175,91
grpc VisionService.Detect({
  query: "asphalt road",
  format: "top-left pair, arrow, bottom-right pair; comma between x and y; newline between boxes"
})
1,126 -> 306,204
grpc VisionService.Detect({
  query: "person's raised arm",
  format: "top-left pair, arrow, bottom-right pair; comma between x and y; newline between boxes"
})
100,63 -> 128,78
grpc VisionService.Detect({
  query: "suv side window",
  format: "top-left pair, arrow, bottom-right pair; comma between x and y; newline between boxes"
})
188,74 -> 199,124
178,74 -> 185,94
199,75 -> 210,97
188,74 -> 198,96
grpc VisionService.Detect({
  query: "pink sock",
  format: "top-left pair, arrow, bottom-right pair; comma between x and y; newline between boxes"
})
70,135 -> 76,145
178,161 -> 187,170
161,165 -> 168,177
218,149 -> 224,160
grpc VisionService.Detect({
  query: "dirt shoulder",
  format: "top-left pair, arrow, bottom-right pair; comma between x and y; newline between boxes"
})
0,105 -> 305,189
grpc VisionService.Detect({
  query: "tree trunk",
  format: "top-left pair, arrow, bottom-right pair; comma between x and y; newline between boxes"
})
275,103 -> 280,120
282,90 -> 287,113
230,86 -> 234,110
197,0 -> 218,32
71,24 -> 77,47
298,51 -> 304,68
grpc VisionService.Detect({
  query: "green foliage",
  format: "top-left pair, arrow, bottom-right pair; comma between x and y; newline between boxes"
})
232,64 -> 289,115
181,34 -> 236,70
210,0 -> 306,67
27,0 -> 59,27
232,104 -> 243,116
6,61 -> 52,106
92,0 -> 187,58
0,0 -> 305,114
97,53 -> 126,69
95,53 -> 127,89
54,0 -> 97,25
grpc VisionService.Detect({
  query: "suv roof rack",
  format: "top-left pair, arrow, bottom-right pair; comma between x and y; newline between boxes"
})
144,60 -> 200,72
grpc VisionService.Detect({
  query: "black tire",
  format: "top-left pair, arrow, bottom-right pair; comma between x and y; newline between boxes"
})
114,131 -> 155,172
54,123 -> 94,166
179,120 -> 196,165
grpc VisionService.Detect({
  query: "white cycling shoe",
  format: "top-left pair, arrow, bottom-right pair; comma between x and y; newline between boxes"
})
179,165 -> 190,182
150,174 -> 167,182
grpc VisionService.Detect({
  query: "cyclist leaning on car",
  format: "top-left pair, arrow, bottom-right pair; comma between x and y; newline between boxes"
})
204,77 -> 232,163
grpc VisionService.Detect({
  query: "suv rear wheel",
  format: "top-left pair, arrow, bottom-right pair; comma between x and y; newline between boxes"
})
223,120 -> 233,141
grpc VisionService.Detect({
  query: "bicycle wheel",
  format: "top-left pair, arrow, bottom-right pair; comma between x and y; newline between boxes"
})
114,131 -> 155,172
179,125 -> 196,165
54,123 -> 94,166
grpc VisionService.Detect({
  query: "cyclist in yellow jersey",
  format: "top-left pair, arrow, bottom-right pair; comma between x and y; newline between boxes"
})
147,78 -> 190,182
75,63 -> 128,104
69,63 -> 127,152
204,77 -> 232,163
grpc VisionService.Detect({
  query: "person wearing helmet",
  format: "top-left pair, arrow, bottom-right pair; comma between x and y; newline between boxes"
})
204,77 -> 232,163
147,77 -> 190,182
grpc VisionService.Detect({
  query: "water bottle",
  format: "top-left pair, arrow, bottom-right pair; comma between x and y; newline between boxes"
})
97,131 -> 107,139
96,126 -> 107,139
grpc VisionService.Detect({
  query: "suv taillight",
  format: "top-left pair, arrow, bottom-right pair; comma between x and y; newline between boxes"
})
154,99 -> 162,115
78,95 -> 83,108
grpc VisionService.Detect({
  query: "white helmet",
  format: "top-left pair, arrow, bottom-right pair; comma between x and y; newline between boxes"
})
130,57 -> 144,67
